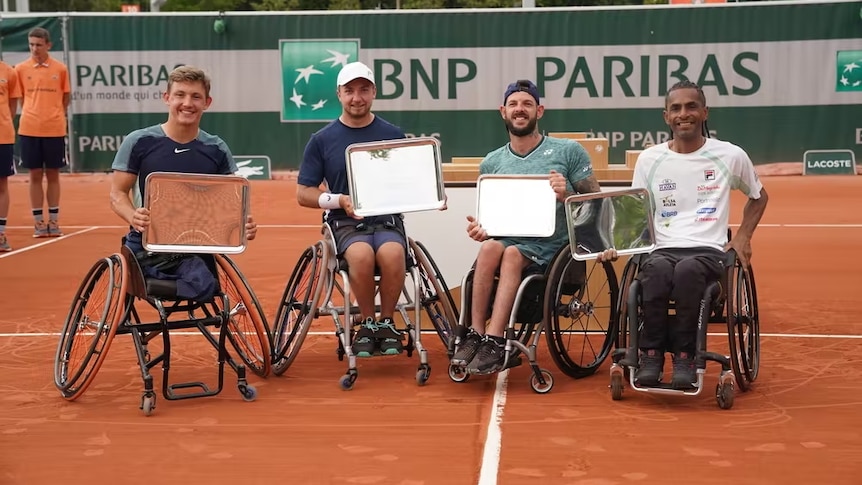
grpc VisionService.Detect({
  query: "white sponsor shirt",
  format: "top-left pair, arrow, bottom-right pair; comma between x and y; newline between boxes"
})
632,138 -> 763,251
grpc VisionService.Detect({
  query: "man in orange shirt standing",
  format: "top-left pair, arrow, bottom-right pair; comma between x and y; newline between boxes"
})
15,27 -> 71,238
0,59 -> 22,251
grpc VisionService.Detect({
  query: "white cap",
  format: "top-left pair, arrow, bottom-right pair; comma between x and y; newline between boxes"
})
337,62 -> 375,87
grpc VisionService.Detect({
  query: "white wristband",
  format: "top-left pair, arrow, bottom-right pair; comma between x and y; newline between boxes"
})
318,192 -> 343,210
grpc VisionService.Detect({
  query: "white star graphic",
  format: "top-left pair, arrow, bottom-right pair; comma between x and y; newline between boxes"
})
311,99 -> 327,111
321,50 -> 350,68
843,62 -> 860,73
295,65 -> 323,84
289,88 -> 306,109
840,76 -> 850,86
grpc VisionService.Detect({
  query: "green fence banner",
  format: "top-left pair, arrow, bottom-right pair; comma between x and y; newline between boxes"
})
1,2 -> 860,172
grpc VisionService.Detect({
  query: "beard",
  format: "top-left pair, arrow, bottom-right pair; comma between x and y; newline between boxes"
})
505,116 -> 537,137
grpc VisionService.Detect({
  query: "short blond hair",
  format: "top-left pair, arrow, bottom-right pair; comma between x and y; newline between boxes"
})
166,65 -> 211,98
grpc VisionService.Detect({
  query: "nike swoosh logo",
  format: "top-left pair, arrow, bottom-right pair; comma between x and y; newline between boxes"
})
174,148 -> 190,154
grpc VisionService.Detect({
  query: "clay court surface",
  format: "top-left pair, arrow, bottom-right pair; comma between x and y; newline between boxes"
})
1,174 -> 861,484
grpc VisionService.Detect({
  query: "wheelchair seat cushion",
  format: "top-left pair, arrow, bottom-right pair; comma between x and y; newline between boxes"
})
136,252 -> 219,302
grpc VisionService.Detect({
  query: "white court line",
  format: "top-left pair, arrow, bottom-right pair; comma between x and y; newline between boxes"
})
0,227 -> 101,259
5,223 -> 862,231
2,331 -> 862,339
478,369 -> 509,485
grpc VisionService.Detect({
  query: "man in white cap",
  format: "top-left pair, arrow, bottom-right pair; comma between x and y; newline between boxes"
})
295,61 -> 409,358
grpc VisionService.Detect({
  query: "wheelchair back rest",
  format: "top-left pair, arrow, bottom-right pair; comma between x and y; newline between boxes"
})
559,259 -> 588,296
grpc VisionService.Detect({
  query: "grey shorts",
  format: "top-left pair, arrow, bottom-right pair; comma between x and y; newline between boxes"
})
329,214 -> 407,256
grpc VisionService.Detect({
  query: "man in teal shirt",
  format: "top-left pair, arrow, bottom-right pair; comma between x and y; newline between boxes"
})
454,79 -> 602,374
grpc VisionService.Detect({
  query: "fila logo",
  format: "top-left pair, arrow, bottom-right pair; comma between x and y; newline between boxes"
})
174,148 -> 190,154
704,169 -> 716,181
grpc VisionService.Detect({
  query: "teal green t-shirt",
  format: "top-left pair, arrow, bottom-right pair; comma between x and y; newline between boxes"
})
479,135 -> 593,267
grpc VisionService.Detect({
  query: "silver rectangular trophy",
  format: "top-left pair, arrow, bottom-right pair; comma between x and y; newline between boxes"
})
345,137 -> 447,217
564,188 -> 656,261
143,172 -> 250,254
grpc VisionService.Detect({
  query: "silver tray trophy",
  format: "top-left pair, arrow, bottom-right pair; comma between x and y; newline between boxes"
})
345,137 -> 447,217
564,187 -> 656,261
475,174 -> 558,238
143,171 -> 251,254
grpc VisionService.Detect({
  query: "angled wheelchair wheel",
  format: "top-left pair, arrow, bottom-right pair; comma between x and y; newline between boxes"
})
410,239 -> 459,347
272,241 -> 325,376
544,246 -> 619,379
215,254 -> 272,378
54,253 -> 128,400
725,259 -> 760,392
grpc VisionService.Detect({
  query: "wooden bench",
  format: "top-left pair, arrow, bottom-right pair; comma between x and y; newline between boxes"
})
625,150 -> 643,169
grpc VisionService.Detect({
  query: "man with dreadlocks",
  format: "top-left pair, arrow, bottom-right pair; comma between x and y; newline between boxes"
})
603,80 -> 769,389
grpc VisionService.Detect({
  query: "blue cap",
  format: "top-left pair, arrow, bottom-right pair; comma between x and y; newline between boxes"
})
503,80 -> 541,104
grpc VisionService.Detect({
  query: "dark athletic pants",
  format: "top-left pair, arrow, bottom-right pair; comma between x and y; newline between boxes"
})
637,247 -> 725,355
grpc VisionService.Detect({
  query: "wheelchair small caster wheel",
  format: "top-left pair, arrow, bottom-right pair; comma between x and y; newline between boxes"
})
610,373 -> 624,401
140,392 -> 156,416
716,383 -> 734,410
416,365 -> 431,386
239,384 -> 257,402
529,369 -> 554,394
340,372 -> 357,391
448,364 -> 470,383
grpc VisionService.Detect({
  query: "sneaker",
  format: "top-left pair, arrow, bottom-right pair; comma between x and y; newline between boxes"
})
33,221 -> 49,238
466,336 -> 505,375
376,317 -> 403,355
671,352 -> 697,390
451,329 -> 483,366
47,220 -> 63,237
635,349 -> 665,387
352,317 -> 378,358
0,233 -> 10,252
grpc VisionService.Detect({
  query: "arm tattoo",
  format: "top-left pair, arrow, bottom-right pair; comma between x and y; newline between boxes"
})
573,176 -> 602,195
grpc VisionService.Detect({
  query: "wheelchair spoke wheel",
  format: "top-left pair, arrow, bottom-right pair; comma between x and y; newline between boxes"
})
54,254 -> 127,400
272,242 -> 324,376
726,262 -> 759,391
410,239 -> 459,348
545,246 -> 619,379
215,254 -> 272,378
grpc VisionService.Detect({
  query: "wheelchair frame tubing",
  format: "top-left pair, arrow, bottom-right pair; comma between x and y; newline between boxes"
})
123,295 -> 248,402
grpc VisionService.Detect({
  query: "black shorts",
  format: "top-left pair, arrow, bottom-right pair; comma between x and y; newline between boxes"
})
19,135 -> 67,170
0,144 -> 14,177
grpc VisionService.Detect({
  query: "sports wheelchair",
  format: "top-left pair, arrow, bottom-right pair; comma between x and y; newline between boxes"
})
270,221 -> 459,390
447,244 -> 619,393
609,243 -> 760,410
53,173 -> 271,416
52,247 -> 272,415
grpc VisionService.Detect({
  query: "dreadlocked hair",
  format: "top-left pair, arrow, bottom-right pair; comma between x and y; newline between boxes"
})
665,80 -> 710,139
